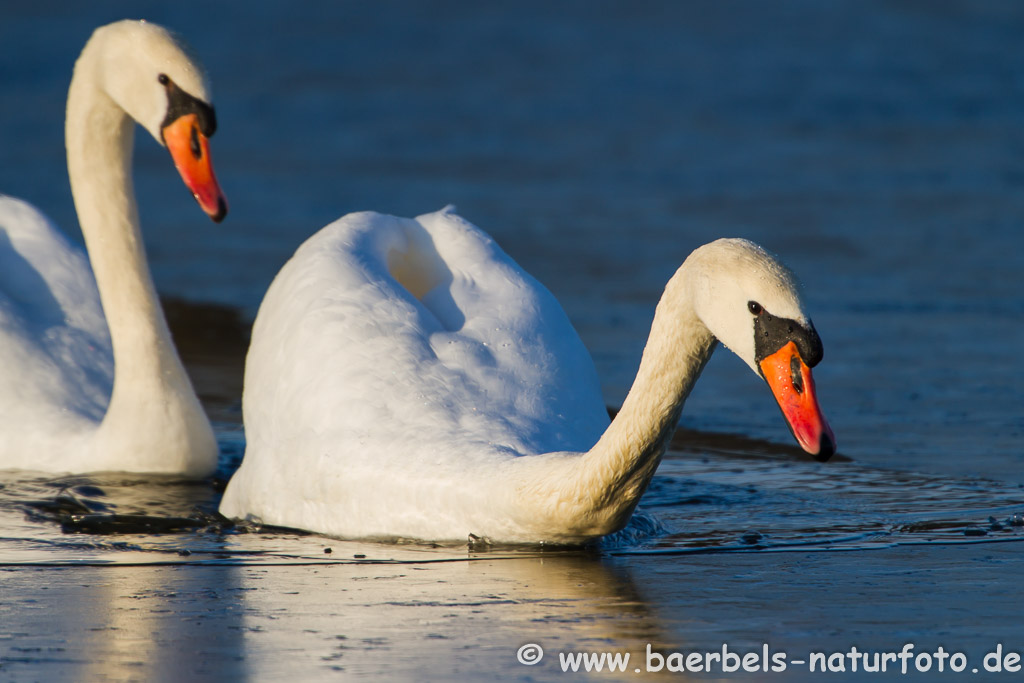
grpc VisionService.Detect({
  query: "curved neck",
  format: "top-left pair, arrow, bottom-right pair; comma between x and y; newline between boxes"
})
65,54 -> 209,466
577,270 -> 717,529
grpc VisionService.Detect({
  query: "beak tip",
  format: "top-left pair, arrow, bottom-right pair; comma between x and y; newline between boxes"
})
811,430 -> 836,462
209,196 -> 228,223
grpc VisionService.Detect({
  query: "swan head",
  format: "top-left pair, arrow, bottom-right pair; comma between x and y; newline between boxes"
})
685,238 -> 835,460
81,20 -> 227,221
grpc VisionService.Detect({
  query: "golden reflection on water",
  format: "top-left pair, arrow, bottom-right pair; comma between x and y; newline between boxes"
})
228,553 -> 678,679
1,552 -> 691,681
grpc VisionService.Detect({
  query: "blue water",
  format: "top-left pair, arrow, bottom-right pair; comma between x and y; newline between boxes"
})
4,1 -> 1022,480
2,2 -> 1024,680
1,0 -> 1022,579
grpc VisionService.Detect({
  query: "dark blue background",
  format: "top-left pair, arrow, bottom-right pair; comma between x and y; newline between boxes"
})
2,0 -> 1022,476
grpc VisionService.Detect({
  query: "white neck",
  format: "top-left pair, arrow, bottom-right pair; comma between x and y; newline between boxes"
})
65,46 -> 215,475
521,268 -> 716,539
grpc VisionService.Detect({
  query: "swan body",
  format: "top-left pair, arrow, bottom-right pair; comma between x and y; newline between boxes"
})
0,20 -> 227,475
221,208 -> 834,543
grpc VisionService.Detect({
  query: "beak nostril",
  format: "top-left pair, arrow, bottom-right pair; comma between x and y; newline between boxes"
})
189,126 -> 202,160
790,354 -> 804,394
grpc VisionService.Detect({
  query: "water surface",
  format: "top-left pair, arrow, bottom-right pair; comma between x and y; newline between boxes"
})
2,1 -> 1024,680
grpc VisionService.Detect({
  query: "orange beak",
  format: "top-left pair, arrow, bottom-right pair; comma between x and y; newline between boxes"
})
759,341 -> 836,461
162,113 -> 227,222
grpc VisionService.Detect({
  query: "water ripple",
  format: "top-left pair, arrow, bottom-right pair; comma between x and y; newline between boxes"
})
2,428 -> 1021,567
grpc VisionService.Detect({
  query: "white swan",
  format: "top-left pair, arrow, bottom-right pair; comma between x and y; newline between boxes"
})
220,208 -> 834,543
0,20 -> 227,475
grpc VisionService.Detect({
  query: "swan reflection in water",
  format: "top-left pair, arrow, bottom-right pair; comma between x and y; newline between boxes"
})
1,506 -> 670,681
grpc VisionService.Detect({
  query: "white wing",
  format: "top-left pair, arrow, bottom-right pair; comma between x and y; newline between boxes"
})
0,196 -> 112,462
224,208 -> 609,535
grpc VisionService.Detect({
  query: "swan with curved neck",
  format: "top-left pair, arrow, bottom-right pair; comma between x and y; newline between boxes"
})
220,208 -> 833,542
0,20 -> 227,475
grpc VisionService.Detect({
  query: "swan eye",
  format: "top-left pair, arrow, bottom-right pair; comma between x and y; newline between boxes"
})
158,73 -> 170,86
748,301 -> 763,316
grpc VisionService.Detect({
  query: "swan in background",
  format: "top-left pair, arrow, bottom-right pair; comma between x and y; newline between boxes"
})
220,208 -> 834,543
0,20 -> 227,475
